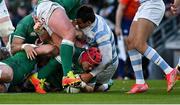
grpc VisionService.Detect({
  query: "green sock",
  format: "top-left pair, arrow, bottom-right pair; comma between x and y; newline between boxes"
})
38,58 -> 61,79
60,40 -> 74,76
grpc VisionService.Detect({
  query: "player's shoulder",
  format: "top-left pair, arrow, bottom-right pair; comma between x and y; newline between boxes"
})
19,14 -> 34,25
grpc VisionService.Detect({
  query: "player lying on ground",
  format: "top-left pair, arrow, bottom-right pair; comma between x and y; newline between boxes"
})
32,17 -> 114,93
31,21 -> 111,93
30,46 -> 106,93
0,14 -> 62,93
0,51 -> 51,92
36,0 -> 87,86
0,22 -> 58,92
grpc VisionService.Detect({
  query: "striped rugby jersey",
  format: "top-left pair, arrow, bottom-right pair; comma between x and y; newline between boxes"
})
82,14 -> 117,67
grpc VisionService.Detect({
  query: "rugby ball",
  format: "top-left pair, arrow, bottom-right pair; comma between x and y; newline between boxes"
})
65,86 -> 80,93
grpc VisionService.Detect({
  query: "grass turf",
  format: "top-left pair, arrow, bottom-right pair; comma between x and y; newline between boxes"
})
0,80 -> 180,104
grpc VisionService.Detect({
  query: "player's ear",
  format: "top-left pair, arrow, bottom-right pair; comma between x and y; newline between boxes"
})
87,21 -> 92,25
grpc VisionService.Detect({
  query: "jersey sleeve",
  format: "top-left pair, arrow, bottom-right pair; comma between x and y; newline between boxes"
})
13,20 -> 28,40
95,30 -> 111,47
13,15 -> 33,40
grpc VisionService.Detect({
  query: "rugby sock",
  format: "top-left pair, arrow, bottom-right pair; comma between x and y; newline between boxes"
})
128,49 -> 145,84
38,58 -> 60,79
144,46 -> 172,74
60,39 -> 74,76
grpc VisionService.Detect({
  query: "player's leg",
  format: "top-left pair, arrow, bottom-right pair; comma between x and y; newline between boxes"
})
35,44 -> 57,56
94,59 -> 118,92
138,19 -> 177,92
0,63 -> 13,83
48,7 -> 75,76
125,20 -> 149,94
2,51 -> 37,85
30,58 -> 62,94
36,1 -> 80,86
128,18 -> 177,92
45,68 -> 63,92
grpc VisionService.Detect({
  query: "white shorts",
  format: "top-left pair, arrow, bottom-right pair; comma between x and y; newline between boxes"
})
95,58 -> 118,84
133,0 -> 165,26
36,0 -> 65,35
0,0 -> 14,37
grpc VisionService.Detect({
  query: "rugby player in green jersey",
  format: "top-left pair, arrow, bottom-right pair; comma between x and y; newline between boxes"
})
0,14 -> 60,93
9,0 -> 85,93
29,21 -> 102,93
36,0 -> 87,86
0,13 -> 100,94
30,45 -> 102,93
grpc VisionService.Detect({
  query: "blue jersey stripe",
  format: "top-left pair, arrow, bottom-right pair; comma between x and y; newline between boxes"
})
99,41 -> 111,46
95,25 -> 109,41
88,15 -> 117,60
92,18 -> 98,32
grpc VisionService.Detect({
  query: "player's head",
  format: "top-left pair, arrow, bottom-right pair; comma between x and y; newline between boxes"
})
80,47 -> 102,71
76,5 -> 95,29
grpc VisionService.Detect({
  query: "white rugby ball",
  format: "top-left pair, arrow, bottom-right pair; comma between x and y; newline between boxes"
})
65,86 -> 80,93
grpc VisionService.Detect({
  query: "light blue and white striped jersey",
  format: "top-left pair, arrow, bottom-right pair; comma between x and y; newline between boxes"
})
82,14 -> 117,63
139,0 -> 148,3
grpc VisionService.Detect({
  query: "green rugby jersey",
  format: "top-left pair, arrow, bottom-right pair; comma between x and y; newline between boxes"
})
12,14 -> 38,44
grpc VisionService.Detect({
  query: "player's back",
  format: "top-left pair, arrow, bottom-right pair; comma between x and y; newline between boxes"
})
92,14 -> 117,60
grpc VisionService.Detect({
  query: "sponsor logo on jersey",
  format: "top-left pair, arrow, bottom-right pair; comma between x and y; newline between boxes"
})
30,32 -> 37,36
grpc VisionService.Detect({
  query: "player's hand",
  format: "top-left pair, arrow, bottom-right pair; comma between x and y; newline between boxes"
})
22,44 -> 38,60
170,4 -> 178,15
80,73 -> 93,83
115,26 -> 122,36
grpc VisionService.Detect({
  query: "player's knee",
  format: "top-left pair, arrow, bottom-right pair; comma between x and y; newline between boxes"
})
126,38 -> 135,50
0,67 -> 13,82
63,28 -> 76,41
3,70 -> 13,82
134,41 -> 146,52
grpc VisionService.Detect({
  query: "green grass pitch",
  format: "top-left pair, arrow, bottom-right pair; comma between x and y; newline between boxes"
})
0,80 -> 180,104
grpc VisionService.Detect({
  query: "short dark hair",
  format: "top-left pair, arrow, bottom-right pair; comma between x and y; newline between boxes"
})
77,5 -> 95,23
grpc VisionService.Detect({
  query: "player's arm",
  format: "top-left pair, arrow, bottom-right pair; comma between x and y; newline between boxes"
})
115,3 -> 125,35
80,36 -> 113,83
115,0 -> 127,36
11,36 -> 39,60
12,36 -> 57,58
90,42 -> 113,76
11,37 -> 25,54
10,18 -> 39,60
